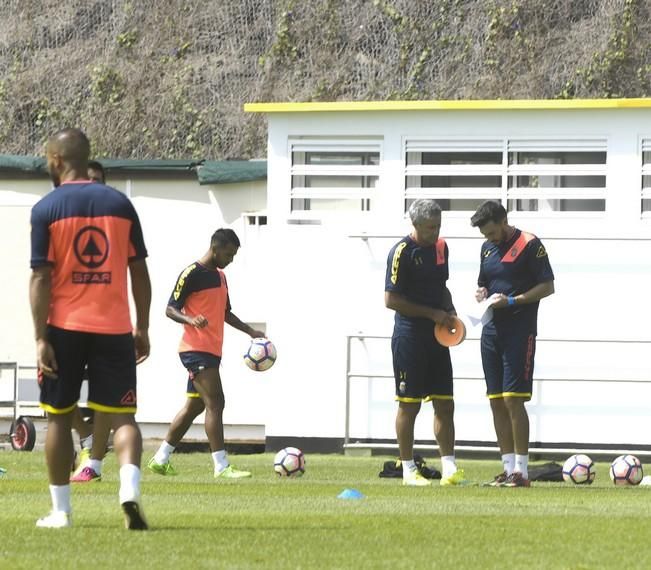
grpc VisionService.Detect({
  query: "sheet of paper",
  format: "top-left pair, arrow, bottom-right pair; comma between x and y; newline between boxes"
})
466,296 -> 498,327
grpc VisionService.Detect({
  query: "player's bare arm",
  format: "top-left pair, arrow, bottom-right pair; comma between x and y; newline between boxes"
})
225,311 -> 265,338
441,287 -> 457,316
29,266 -> 58,378
490,280 -> 555,309
165,304 -> 208,328
129,259 -> 152,364
384,291 -> 455,328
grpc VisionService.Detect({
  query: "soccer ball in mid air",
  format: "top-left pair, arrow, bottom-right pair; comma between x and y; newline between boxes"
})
243,338 -> 277,371
273,447 -> 305,477
562,454 -> 596,485
610,454 -> 643,486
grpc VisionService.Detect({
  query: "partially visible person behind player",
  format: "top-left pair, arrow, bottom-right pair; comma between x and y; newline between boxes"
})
471,200 -> 554,488
30,128 -> 151,529
384,199 -> 468,486
148,229 -> 264,478
87,160 -> 104,184
70,159 -> 113,483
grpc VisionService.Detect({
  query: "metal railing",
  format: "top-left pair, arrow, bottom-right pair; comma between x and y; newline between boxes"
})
0,362 -> 42,421
344,333 -> 651,457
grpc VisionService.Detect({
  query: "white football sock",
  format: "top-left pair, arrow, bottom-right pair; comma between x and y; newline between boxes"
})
401,459 -> 417,478
80,434 -> 93,450
515,454 -> 529,479
153,441 -> 175,464
440,455 -> 458,478
88,459 -> 102,475
49,484 -> 71,514
212,449 -> 229,471
502,453 -> 515,475
119,464 -> 141,504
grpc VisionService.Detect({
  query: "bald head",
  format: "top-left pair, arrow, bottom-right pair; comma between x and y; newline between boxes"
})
46,128 -> 91,186
47,128 -> 90,163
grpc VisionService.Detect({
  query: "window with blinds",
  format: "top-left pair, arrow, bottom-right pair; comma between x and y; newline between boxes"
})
404,138 -> 607,214
507,139 -> 606,213
405,139 -> 503,213
290,139 -> 381,213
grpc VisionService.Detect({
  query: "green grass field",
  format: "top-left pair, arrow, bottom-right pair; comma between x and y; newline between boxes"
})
1,450 -> 650,569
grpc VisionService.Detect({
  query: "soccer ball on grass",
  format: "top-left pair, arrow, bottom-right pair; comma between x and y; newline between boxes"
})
610,454 -> 643,486
273,447 -> 305,477
243,338 -> 277,371
562,454 -> 596,485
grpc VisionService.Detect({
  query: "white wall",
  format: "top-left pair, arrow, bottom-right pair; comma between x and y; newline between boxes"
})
127,177 -> 270,426
0,179 -> 48,364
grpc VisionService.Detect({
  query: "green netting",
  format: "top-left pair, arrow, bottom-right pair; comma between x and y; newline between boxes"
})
0,1 -> 650,159
0,155 -> 47,172
0,155 -> 267,185
100,159 -> 201,171
197,160 -> 267,185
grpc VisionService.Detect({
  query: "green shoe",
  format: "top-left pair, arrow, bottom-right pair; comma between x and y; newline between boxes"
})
402,471 -> 431,486
440,468 -> 472,487
147,457 -> 178,476
214,465 -> 252,479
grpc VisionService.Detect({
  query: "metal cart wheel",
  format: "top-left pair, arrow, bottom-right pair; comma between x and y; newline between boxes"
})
10,416 -> 36,451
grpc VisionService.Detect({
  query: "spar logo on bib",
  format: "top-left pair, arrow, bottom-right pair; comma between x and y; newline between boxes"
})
72,226 -> 112,284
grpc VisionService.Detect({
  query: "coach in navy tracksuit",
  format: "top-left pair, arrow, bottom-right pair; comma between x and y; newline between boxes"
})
471,200 -> 554,488
385,199 -> 468,487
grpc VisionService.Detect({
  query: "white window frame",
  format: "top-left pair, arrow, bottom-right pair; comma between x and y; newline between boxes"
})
402,136 -> 608,218
288,137 -> 382,221
506,138 -> 607,218
403,137 -> 504,218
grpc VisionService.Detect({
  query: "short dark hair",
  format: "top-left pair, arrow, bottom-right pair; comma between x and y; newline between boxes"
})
88,160 -> 104,173
211,228 -> 240,248
87,160 -> 105,182
470,200 -> 507,227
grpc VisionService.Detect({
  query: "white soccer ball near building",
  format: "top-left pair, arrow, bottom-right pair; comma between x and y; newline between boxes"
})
243,338 -> 277,371
562,454 -> 596,485
609,454 -> 643,486
273,447 -> 305,477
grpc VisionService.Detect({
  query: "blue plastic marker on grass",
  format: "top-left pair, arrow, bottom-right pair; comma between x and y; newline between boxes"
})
337,488 -> 364,499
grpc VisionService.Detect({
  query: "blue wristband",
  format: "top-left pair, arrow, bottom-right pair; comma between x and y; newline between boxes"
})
507,296 -> 516,306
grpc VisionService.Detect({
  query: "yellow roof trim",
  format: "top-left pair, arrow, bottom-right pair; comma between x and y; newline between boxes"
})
244,98 -> 651,113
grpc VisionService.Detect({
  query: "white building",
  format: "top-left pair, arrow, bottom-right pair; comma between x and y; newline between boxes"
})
2,98 -> 651,455
244,98 -> 651,454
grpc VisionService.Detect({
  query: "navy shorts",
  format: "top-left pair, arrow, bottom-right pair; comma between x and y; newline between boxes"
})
39,325 -> 137,414
480,329 -> 536,400
391,334 -> 453,402
179,351 -> 221,398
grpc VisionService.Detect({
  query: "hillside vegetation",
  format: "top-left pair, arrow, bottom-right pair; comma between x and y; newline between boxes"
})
0,0 -> 649,159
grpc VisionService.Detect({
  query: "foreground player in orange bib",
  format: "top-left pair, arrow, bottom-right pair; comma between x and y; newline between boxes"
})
385,199 -> 469,487
471,201 -> 555,487
30,129 -> 151,529
148,229 -> 265,479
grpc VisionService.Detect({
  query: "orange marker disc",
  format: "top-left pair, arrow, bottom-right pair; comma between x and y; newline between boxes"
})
434,316 -> 466,347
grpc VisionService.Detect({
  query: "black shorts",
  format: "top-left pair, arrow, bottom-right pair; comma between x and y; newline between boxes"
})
179,351 -> 221,398
39,325 -> 137,414
391,334 -> 453,402
481,329 -> 536,400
